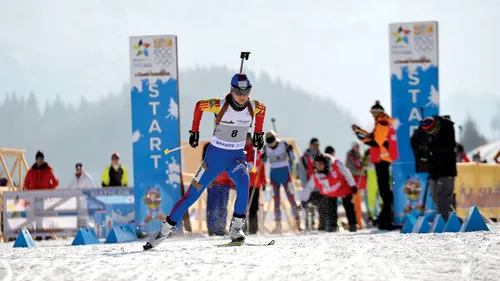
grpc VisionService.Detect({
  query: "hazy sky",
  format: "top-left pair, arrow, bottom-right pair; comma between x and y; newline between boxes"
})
1,0 -> 499,126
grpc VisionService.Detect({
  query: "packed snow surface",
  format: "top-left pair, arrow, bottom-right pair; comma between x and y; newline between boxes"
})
1,225 -> 500,281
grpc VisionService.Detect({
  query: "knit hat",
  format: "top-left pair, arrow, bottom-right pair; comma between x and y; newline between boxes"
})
111,152 -> 120,160
325,146 -> 335,154
265,130 -> 277,144
35,151 -> 44,160
75,163 -> 83,169
420,117 -> 441,135
370,100 -> 385,114
310,138 -> 319,145
351,142 -> 360,149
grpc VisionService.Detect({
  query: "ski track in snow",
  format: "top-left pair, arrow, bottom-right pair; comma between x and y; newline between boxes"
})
1,225 -> 500,281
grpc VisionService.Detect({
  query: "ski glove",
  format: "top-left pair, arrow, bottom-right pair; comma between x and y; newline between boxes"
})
189,130 -> 199,148
253,133 -> 264,149
351,185 -> 358,195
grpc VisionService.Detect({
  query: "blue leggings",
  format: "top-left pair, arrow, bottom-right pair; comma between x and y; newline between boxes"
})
168,144 -> 250,223
270,166 -> 300,221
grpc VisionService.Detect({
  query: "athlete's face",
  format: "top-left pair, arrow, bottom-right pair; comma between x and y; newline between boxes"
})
231,92 -> 249,105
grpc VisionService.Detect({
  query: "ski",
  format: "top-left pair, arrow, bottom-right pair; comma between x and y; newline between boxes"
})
215,240 -> 275,247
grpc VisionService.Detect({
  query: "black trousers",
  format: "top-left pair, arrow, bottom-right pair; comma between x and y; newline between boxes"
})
247,186 -> 260,234
325,195 -> 357,231
374,161 -> 394,227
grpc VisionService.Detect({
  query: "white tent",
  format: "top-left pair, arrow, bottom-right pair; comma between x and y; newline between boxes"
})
466,140 -> 500,163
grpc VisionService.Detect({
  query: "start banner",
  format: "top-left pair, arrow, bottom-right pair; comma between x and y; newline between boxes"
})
2,188 -> 134,239
129,35 -> 183,235
389,21 -> 439,224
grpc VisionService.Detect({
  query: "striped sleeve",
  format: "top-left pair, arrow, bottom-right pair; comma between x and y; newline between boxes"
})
192,99 -> 221,132
252,100 -> 266,134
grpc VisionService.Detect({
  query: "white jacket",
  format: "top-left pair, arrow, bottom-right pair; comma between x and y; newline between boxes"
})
67,171 -> 96,189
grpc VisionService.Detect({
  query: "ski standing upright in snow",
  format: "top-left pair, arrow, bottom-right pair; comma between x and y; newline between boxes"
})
144,52 -> 267,250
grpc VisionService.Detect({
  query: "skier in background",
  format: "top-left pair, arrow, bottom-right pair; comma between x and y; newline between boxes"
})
144,73 -> 266,250
262,130 -> 302,233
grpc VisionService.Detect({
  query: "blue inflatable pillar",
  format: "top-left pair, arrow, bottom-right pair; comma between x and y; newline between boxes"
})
13,228 -> 36,248
72,228 -> 100,246
430,215 -> 446,233
460,206 -> 489,232
443,212 -> 461,233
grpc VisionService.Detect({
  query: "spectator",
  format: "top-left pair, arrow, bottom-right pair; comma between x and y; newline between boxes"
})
102,153 -> 128,187
301,137 -> 327,231
345,142 -> 366,228
24,151 -> 59,190
68,163 -> 96,189
417,116 -> 457,221
203,143 -> 233,236
325,146 -> 335,157
455,143 -> 470,162
345,142 -> 365,186
245,133 -> 266,235
352,101 -> 398,230
305,153 -> 358,232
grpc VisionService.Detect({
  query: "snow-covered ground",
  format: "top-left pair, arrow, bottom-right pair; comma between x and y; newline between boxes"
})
1,225 -> 500,281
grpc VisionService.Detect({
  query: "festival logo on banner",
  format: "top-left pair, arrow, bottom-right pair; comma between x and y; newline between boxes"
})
129,35 -> 182,235
389,22 -> 439,224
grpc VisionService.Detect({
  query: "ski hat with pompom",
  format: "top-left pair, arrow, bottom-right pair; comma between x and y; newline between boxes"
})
370,100 -> 385,114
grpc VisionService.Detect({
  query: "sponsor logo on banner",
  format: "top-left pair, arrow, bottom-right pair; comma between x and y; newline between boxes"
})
413,24 -> 435,53
391,26 -> 412,55
132,39 -> 153,68
153,38 -> 175,68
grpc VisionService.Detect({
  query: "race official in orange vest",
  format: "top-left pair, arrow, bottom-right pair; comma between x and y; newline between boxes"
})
351,100 -> 398,230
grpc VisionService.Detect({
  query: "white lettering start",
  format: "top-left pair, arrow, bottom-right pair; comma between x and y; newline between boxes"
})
407,71 -> 423,137
148,84 -> 162,169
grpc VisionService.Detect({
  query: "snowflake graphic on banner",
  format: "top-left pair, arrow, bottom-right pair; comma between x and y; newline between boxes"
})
165,97 -> 179,120
165,156 -> 181,189
426,85 -> 439,107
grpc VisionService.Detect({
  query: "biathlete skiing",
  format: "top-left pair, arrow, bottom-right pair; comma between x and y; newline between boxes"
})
144,52 -> 266,250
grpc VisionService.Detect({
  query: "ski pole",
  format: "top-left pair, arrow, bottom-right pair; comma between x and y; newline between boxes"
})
163,144 -> 189,155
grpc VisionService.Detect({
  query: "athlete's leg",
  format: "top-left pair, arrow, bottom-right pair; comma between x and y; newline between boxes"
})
284,176 -> 300,221
227,154 -> 250,217
168,145 -> 225,223
226,150 -> 250,241
271,179 -> 281,221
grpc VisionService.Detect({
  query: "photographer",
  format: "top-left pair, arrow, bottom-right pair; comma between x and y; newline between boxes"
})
411,116 -> 457,222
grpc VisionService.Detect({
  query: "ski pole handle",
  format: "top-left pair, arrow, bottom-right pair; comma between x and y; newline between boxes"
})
164,144 -> 189,155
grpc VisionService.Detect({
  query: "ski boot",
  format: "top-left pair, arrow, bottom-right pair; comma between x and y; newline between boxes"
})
296,219 -> 303,232
143,219 -> 175,250
229,216 -> 246,242
349,224 -> 358,232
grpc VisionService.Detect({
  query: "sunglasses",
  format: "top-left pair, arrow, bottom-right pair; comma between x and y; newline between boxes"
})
231,87 -> 251,96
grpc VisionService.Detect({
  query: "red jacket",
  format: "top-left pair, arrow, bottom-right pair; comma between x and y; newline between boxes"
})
245,145 -> 266,188
24,163 -> 59,190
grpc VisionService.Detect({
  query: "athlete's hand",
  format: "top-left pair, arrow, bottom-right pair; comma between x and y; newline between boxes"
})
351,185 -> 358,195
189,130 -> 199,148
253,132 -> 264,149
